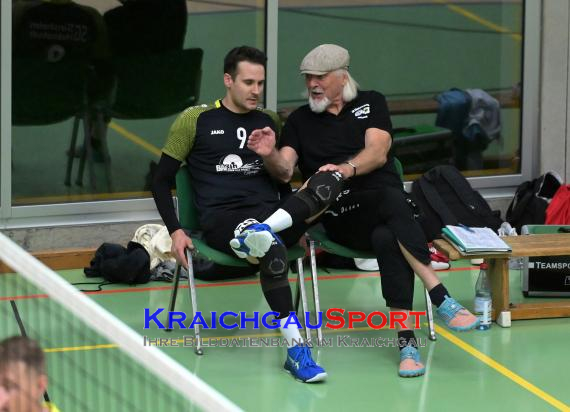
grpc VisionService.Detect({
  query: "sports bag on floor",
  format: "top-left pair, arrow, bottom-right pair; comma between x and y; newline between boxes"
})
506,171 -> 562,232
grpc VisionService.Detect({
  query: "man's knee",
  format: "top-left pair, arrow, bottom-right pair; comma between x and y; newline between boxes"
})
370,226 -> 399,254
259,243 -> 289,280
295,171 -> 344,216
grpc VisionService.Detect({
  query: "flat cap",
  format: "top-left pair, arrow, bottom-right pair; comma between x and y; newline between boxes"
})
300,44 -> 350,75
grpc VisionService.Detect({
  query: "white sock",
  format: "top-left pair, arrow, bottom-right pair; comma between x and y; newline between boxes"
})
279,316 -> 303,348
263,209 -> 293,233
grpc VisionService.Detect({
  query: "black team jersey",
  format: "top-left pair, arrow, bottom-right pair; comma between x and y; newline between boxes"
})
163,100 -> 281,225
279,90 -> 401,190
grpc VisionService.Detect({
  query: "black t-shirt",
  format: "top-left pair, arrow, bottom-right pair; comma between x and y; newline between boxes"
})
163,100 -> 281,225
279,90 -> 401,190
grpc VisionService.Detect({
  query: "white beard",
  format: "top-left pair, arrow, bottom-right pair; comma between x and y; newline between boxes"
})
309,95 -> 331,113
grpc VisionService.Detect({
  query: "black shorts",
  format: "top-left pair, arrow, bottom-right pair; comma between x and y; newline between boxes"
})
320,185 -> 430,310
322,185 -> 430,264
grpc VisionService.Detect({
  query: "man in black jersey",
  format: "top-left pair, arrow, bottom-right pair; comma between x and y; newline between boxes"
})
151,46 -> 326,383
234,44 -> 479,378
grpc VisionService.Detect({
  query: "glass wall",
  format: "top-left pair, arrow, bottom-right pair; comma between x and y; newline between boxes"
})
277,0 -> 523,180
10,0 -> 266,206
1,0 -> 537,227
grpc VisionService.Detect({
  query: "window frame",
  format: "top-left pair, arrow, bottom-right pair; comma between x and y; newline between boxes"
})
0,0 -> 541,228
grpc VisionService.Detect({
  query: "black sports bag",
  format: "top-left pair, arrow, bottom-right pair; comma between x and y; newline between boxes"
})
411,165 -> 502,241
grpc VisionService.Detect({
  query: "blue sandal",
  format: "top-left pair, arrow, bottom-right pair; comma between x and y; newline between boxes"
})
436,296 -> 480,331
399,345 -> 426,378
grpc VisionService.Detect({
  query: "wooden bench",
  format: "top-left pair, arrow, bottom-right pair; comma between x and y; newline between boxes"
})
434,233 -> 570,327
278,89 -> 520,120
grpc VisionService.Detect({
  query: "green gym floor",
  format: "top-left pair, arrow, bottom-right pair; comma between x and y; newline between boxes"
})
2,261 -> 570,411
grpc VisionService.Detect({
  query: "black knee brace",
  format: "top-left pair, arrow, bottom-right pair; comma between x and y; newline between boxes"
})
295,171 -> 344,216
259,242 -> 289,291
259,243 -> 293,317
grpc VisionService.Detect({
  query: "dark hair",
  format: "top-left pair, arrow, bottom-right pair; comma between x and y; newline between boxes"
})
0,336 -> 45,374
223,46 -> 266,79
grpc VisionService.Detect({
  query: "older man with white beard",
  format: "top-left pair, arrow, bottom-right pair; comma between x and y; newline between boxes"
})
232,44 -> 479,378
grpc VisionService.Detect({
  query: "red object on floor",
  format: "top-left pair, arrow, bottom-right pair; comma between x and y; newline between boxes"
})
546,185 -> 570,225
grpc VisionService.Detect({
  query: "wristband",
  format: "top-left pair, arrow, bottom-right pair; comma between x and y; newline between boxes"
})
345,161 -> 357,177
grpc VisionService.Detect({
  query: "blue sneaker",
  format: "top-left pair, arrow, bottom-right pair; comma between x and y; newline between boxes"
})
230,219 -> 282,258
399,345 -> 425,378
436,296 -> 479,331
284,344 -> 327,383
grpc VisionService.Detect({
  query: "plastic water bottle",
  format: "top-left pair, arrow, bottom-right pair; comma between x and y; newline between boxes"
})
503,222 -> 523,271
474,262 -> 492,330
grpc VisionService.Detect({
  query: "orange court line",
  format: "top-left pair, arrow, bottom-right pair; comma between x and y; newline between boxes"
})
1,266 -> 477,301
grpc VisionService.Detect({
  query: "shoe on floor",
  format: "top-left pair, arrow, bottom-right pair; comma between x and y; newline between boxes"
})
284,344 -> 327,383
399,345 -> 425,378
428,242 -> 450,270
431,261 -> 450,270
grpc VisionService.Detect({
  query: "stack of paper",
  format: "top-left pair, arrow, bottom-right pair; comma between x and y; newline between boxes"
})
442,225 -> 512,255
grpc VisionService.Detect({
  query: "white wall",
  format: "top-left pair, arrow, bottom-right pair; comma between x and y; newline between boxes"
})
540,0 -> 570,181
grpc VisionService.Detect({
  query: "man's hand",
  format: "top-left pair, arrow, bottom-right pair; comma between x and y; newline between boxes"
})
247,127 -> 277,157
170,229 -> 194,269
318,163 -> 354,180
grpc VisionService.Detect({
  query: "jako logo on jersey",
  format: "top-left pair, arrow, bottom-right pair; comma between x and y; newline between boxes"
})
352,104 -> 370,119
211,129 -> 225,135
